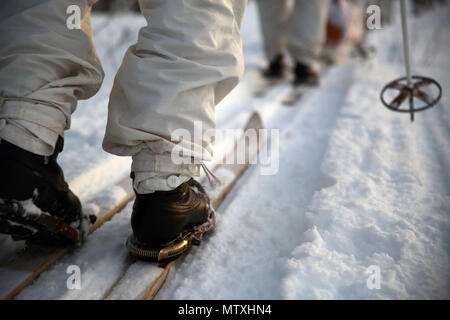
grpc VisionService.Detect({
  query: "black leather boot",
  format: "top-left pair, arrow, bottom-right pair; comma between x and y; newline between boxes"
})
293,62 -> 320,87
127,178 -> 215,261
0,137 -> 90,244
262,53 -> 286,79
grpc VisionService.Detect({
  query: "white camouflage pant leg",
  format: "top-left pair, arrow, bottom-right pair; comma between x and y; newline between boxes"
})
256,0 -> 330,65
256,0 -> 291,62
287,0 -> 331,65
102,0 -> 247,194
0,0 -> 103,156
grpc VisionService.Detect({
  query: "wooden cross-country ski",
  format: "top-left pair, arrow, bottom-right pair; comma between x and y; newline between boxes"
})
0,176 -> 135,300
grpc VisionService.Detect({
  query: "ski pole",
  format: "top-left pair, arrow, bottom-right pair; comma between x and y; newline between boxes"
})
380,0 -> 442,122
400,0 -> 415,121
400,0 -> 412,87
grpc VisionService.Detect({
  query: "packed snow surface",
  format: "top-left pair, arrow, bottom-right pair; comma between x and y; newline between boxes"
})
8,2 -> 450,299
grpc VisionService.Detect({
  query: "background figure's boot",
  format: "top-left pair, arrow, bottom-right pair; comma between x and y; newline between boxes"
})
293,62 -> 320,87
262,53 -> 286,79
351,42 -> 377,60
254,53 -> 287,96
127,178 -> 216,261
282,62 -> 321,106
0,137 -> 92,244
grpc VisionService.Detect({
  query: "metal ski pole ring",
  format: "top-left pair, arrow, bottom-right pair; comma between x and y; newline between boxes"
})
380,75 -> 442,112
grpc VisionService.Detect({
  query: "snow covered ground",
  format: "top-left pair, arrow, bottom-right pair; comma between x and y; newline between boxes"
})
159,3 -> 450,300
6,1 -> 450,299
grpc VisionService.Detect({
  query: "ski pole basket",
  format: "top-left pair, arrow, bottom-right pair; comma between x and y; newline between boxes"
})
380,76 -> 442,122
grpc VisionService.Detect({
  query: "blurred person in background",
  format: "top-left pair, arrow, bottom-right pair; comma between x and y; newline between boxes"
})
323,0 -> 395,63
255,0 -> 331,92
255,0 -> 399,93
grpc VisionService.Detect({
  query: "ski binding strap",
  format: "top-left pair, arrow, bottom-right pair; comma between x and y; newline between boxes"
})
0,201 -> 80,242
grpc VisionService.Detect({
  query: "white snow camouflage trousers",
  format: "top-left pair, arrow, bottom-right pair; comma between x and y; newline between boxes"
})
256,0 -> 330,65
0,0 -> 247,193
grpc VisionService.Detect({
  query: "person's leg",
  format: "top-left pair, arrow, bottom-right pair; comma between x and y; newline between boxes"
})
0,0 -> 103,242
103,0 -> 247,259
103,0 -> 247,195
0,0 -> 104,156
345,0 -> 375,61
256,0 -> 291,76
288,0 -> 330,66
287,0 -> 330,86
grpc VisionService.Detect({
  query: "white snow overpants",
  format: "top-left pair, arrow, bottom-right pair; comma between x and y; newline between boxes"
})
0,0 -> 103,156
0,0 -> 247,193
256,0 -> 330,65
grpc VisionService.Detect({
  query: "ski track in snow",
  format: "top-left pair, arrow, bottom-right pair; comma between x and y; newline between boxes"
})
9,2 -> 450,299
159,65 -> 356,300
281,66 -> 449,299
